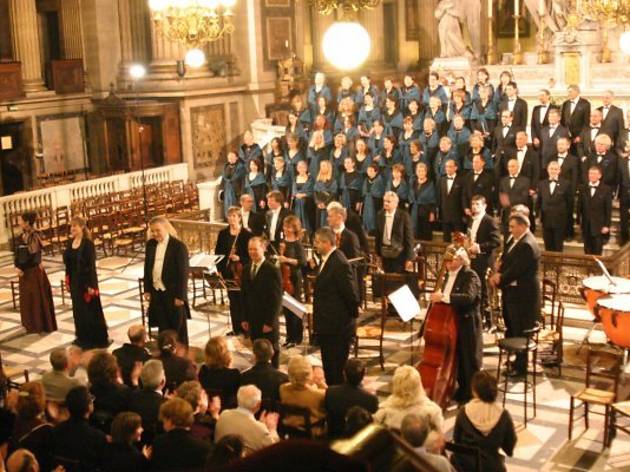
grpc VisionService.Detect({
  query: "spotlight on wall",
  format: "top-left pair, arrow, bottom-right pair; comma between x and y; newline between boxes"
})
129,64 -> 147,80
322,21 -> 371,70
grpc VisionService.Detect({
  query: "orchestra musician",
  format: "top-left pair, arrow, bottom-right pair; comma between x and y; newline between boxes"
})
375,191 -> 415,273
430,246 -> 482,404
214,207 -> 251,336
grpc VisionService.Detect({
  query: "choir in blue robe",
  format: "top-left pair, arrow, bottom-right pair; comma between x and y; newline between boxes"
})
361,174 -> 385,233
239,143 -> 262,166
355,84 -> 380,107
399,85 -> 421,113
314,178 -> 338,228
472,82 -> 495,102
382,109 -> 404,137
221,160 -> 245,218
376,148 -> 402,179
386,177 -> 410,209
409,177 -> 437,240
307,84 -> 333,111
340,170 -> 363,211
463,148 -> 493,171
399,130 -> 420,163
424,108 -> 448,136
292,176 -> 315,233
433,150 -> 460,178
285,148 -> 305,177
330,147 -> 349,180
470,99 -> 498,136
419,131 -> 440,167
422,84 -> 449,108
308,145 -> 331,177
368,133 -> 385,156
379,86 -> 400,109
358,106 -> 381,135
244,171 -> 268,212
447,126 -> 472,163
271,168 -> 293,203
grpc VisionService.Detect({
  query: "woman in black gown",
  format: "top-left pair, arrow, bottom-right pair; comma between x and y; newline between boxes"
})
63,216 -> 109,349
213,207 -> 251,336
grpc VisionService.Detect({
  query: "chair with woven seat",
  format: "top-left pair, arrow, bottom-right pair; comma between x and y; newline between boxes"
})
609,400 -> 630,447
540,278 -> 557,330
568,344 -> 624,449
495,322 -> 541,426
539,301 -> 566,376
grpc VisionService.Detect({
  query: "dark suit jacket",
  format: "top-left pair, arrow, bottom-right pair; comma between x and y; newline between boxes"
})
578,182 -> 613,236
499,97 -> 528,128
128,388 -> 166,442
531,104 -> 558,145
599,104 -> 624,143
463,171 -> 496,212
158,351 -> 197,391
337,228 -> 361,260
578,126 -> 609,159
446,266 -> 482,321
437,174 -> 465,225
244,211 -> 265,236
553,153 -> 580,191
241,259 -> 282,331
151,428 -> 211,472
619,157 -> 630,203
375,209 -> 414,261
469,214 -> 501,268
583,151 -> 618,187
499,231 -> 541,306
265,208 -> 293,245
537,179 -> 572,229
499,175 -> 531,211
51,418 -> 109,471
313,249 -> 359,335
240,362 -> 289,404
492,124 -> 522,160
346,208 -> 370,254
324,383 -> 379,438
504,146 -> 539,186
540,125 -> 570,168
112,343 -> 151,387
144,236 -> 189,302
616,128 -> 630,158
561,97 -> 591,138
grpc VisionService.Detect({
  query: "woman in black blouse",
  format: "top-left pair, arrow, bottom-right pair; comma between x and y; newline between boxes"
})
14,211 -> 56,333
214,207 -> 251,336
63,216 -> 109,349
277,215 -> 306,347
198,336 -> 241,410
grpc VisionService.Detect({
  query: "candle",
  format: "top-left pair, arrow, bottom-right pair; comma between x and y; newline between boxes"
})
488,0 -> 492,17
539,0 -> 545,15
515,0 -> 519,15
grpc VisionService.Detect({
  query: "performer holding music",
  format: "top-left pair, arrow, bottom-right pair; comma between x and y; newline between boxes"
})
430,247 -> 482,404
143,216 -> 190,346
214,207 -> 251,336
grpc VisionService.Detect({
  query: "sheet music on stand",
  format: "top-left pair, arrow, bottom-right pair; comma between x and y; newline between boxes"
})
388,284 -> 423,322
594,257 -> 616,286
282,292 -> 308,319
189,253 -> 224,275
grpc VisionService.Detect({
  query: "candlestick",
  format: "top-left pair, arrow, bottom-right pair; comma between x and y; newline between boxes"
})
537,11 -> 549,64
513,14 -> 523,65
488,0 -> 493,18
515,0 -> 519,14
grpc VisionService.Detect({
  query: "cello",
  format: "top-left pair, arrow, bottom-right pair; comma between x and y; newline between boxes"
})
415,246 -> 459,410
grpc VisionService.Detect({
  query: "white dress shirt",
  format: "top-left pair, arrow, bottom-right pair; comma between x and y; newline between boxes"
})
539,105 -> 548,123
550,179 -> 557,195
548,125 -> 557,137
319,248 -> 335,273
590,181 -> 600,197
557,153 -> 567,168
442,266 -> 463,304
269,209 -> 280,241
602,105 -> 610,120
446,175 -> 455,194
470,212 -> 485,244
242,210 -> 250,229
152,234 -> 170,291
570,99 -> 578,115
507,98 -> 516,112
383,210 -> 396,245
516,148 -> 526,172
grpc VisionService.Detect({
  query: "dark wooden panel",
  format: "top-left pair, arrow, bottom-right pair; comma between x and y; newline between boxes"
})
50,59 -> 84,94
0,62 -> 23,100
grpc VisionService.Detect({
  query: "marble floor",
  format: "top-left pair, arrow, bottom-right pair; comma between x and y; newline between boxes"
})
1,250 -> 629,471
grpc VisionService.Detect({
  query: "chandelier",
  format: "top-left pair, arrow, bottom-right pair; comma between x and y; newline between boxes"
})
311,0 -> 380,16
584,0 -> 630,23
148,0 -> 236,49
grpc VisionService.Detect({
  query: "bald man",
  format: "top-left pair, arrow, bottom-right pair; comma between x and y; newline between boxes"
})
112,324 -> 151,386
6,449 -> 39,472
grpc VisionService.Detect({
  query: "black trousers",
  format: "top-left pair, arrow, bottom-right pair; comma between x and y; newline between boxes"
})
582,224 -> 604,255
149,290 -> 188,345
566,194 -> 576,238
471,258 -> 490,326
227,290 -> 243,334
250,324 -> 280,368
284,308 -> 303,344
543,225 -> 566,252
318,330 -> 354,386
455,313 -> 482,402
502,291 -> 536,373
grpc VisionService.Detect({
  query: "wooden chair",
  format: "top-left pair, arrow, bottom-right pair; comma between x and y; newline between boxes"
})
541,278 -> 558,330
540,301 -> 566,376
111,213 -> 135,256
0,351 -> 30,391
54,206 -> 71,254
610,400 -> 630,447
277,402 -> 325,440
568,344 -> 624,449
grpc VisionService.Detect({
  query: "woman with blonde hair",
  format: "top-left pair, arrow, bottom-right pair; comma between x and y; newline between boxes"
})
198,336 -> 240,409
314,160 -> 338,228
64,216 -> 109,349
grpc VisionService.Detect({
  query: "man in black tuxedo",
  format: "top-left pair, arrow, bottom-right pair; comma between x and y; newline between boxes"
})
240,193 -> 265,236
437,159 -> 466,242
618,151 -> 630,245
327,204 -> 361,259
552,137 -> 580,238
463,154 -> 496,215
531,89 -> 556,150
312,227 -> 360,385
492,110 -> 522,166
537,161 -> 572,251
240,338 -> 288,404
375,191 -> 415,272
498,159 -> 531,238
466,195 -> 501,330
615,110 -> 630,158
540,108 -> 570,170
324,359 -> 378,438
490,213 -> 541,377
582,134 -> 618,187
112,325 -> 151,387
578,109 -> 608,161
431,247 -> 482,402
599,90 -> 625,145
265,190 -> 292,250
241,237 -> 283,367
578,166 -> 613,255
143,216 -> 190,345
561,84 -> 591,154
498,82 -> 528,128
345,207 -> 370,255
512,131 -> 540,231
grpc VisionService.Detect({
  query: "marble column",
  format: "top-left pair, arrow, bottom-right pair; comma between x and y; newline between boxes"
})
60,0 -> 85,60
8,0 -> 47,93
130,0 -> 151,62
361,4 -> 384,63
117,0 -> 134,63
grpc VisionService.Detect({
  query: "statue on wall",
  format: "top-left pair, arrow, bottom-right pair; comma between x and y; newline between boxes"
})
435,0 -> 470,58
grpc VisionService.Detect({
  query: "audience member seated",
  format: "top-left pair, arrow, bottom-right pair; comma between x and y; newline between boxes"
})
175,380 -> 219,443
157,330 -> 197,392
324,358 -> 378,438
11,382 -> 53,472
374,366 -> 444,450
51,386 -> 108,471
215,385 -> 280,455
204,434 -> 244,469
198,336 -> 241,410
151,398 -> 211,471
4,448 -> 55,472
401,413 -> 455,472
104,412 -> 149,472
240,339 -> 288,406
451,370 -> 517,472
41,348 -> 84,404
279,355 -> 328,438
87,350 -> 131,432
67,345 -> 89,384
128,359 -> 166,445
342,406 -> 374,438
112,325 -> 151,387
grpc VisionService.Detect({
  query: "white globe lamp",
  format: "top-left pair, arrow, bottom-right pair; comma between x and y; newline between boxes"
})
185,48 -> 206,68
322,21 -> 371,71
620,31 -> 630,55
129,64 -> 147,80
148,0 -> 169,12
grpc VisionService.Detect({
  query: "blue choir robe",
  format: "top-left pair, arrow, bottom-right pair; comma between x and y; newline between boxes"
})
342,126 -> 359,143
285,123 -> 308,144
419,131 -> 440,167
463,148 -> 493,171
447,126 -> 472,162
340,170 -> 364,211
493,84 -> 507,108
244,172 -> 268,212
355,154 -> 373,176
409,178 -> 437,235
382,110 -> 403,137
399,85 -> 421,113
308,146 -> 331,177
404,154 -> 430,179
470,99 -> 497,136
337,88 -> 355,104
264,151 -> 284,178
376,150 -> 402,180
379,87 -> 400,109
433,150 -> 460,178
285,149 -> 306,177
361,175 -> 385,233
292,177 -> 315,233
406,112 -> 424,132
398,130 -> 420,164
448,103 -> 472,122
308,129 -> 333,147
333,112 -> 358,133
386,177 -> 410,207
295,108 -> 312,129
358,106 -> 381,134
368,134 -> 385,156
313,179 -> 338,228
314,109 -> 335,128
271,168 -> 293,203
239,143 -> 262,166
221,161 -> 245,217
472,82 -> 495,102
355,84 -> 381,107
330,147 -> 349,180
423,108 -> 448,136
307,85 -> 333,111
422,85 -> 449,108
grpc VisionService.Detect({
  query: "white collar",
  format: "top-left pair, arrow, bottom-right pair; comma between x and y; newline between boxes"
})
252,256 -> 265,266
448,266 -> 463,278
236,407 -> 256,418
473,211 -> 485,221
334,224 -> 345,234
158,234 -> 170,246
385,209 -> 396,217
271,207 -> 281,215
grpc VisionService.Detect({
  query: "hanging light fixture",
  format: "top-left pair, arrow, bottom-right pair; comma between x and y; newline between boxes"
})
620,30 -> 630,54
148,0 -> 236,49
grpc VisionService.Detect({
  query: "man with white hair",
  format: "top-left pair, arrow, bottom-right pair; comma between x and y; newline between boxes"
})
307,72 -> 332,112
598,90 -> 624,144
214,385 -> 279,455
375,191 -> 414,272
128,359 -> 166,444
582,133 -> 618,187
430,246 -> 482,403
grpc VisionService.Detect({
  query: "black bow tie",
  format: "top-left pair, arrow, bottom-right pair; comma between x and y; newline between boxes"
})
592,126 -> 600,130
510,176 -> 516,180
503,126 -> 509,129
590,184 -> 598,188
447,176 -> 454,180
474,172 -> 481,176
558,154 -> 567,158
550,179 -> 558,183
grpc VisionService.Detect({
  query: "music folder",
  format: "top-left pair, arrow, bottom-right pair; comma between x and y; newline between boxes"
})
388,284 -> 422,322
282,292 -> 308,319
189,253 -> 224,274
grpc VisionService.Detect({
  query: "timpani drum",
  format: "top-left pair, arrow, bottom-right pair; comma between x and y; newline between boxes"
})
580,276 -> 630,319
597,294 -> 630,350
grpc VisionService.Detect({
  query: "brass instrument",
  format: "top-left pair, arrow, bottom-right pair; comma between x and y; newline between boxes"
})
487,249 -> 505,332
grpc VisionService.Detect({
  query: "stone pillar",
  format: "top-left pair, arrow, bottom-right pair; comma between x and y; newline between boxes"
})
8,0 -> 47,94
117,0 -> 134,63
130,0 -> 151,62
60,0 -> 85,60
361,4 -> 384,63
150,22 -> 182,65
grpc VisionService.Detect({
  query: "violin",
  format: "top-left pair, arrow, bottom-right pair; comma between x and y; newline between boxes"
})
279,241 -> 295,295
228,230 -> 243,287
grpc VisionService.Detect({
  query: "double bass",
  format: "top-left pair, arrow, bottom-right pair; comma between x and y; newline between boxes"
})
415,247 -> 459,410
